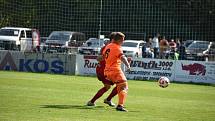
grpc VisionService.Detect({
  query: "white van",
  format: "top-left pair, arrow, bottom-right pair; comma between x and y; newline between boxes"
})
0,27 -> 38,50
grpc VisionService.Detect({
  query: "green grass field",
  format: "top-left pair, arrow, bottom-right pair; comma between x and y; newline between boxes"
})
0,71 -> 215,121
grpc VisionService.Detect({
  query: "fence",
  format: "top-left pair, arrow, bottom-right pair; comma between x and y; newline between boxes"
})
0,0 -> 214,40
0,0 -> 214,61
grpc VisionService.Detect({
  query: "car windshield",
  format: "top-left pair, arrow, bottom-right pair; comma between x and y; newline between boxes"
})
184,40 -> 194,47
188,41 -> 209,49
122,42 -> 138,47
48,32 -> 70,41
85,38 -> 104,47
0,29 -> 19,36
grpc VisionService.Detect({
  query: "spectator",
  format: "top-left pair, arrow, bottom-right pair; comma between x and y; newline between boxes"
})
142,37 -> 154,58
178,39 -> 186,60
168,40 -> 179,60
159,36 -> 169,59
151,33 -> 160,58
169,39 -> 176,50
175,38 -> 181,51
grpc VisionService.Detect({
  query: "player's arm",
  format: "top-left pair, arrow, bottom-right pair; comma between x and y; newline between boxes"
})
97,46 -> 105,62
121,55 -> 131,71
96,46 -> 105,62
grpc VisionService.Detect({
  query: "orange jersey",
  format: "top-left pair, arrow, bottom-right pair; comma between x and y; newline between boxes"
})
103,42 -> 126,83
102,43 -> 124,71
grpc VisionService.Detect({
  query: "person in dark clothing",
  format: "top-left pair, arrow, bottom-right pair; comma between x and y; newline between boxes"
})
142,37 -> 154,58
178,40 -> 186,60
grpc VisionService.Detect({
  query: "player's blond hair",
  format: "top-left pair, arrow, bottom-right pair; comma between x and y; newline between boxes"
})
113,32 -> 125,42
109,32 -> 116,40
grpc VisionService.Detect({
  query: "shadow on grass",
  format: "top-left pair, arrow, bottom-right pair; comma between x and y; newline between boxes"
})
40,104 -> 104,110
39,104 -> 141,112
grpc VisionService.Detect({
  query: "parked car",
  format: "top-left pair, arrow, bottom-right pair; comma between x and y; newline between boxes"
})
203,42 -> 215,61
121,40 -> 145,58
183,40 -> 194,48
78,38 -> 109,55
44,31 -> 86,53
186,40 -> 213,61
0,27 -> 38,50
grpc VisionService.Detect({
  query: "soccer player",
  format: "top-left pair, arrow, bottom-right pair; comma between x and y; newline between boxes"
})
87,32 -> 118,107
103,32 -> 131,112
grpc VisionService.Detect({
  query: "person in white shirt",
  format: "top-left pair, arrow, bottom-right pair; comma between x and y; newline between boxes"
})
151,33 -> 160,58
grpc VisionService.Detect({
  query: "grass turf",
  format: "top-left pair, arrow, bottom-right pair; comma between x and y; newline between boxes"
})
0,71 -> 215,121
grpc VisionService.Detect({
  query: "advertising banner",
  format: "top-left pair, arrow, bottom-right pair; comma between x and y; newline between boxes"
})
125,58 -> 175,81
174,60 -> 215,83
1,51 -> 215,84
0,51 -> 75,74
75,54 -> 98,75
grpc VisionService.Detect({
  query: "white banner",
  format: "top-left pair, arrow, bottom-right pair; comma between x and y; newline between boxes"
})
75,54 -> 98,75
0,51 -> 76,74
125,58 -> 175,81
67,54 -> 215,84
174,60 -> 215,83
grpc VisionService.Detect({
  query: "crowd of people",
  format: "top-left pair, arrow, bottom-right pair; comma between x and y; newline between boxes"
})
142,33 -> 186,60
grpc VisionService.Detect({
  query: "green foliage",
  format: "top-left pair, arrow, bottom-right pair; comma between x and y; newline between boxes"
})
0,71 -> 215,121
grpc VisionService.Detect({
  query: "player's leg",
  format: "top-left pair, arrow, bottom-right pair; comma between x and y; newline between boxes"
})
104,70 -> 128,111
87,73 -> 111,106
116,81 -> 128,112
87,84 -> 110,106
104,86 -> 117,107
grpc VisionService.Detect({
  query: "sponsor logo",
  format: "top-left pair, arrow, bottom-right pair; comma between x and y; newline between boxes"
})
83,55 -> 98,68
0,52 -> 17,70
0,52 -> 64,73
130,60 -> 173,70
181,63 -> 206,76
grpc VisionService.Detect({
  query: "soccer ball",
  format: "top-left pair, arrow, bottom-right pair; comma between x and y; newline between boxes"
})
158,76 -> 170,88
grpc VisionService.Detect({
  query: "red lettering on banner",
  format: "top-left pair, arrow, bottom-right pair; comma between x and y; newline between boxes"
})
84,55 -> 97,59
